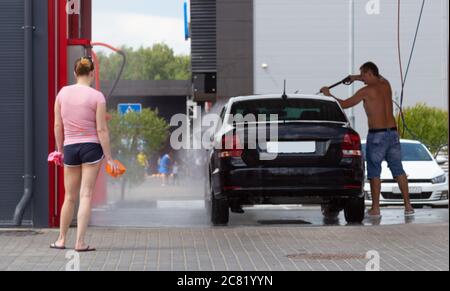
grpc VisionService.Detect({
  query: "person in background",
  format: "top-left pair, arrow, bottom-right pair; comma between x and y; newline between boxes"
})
137,149 -> 149,176
158,152 -> 172,186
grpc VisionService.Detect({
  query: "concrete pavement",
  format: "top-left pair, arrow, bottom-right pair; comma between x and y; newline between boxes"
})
0,222 -> 448,271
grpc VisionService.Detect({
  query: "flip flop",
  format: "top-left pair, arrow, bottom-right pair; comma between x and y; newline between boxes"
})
365,211 -> 382,219
405,210 -> 415,217
75,246 -> 96,253
50,243 -> 66,250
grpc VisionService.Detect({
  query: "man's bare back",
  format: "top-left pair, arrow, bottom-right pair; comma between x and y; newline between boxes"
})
320,76 -> 397,130
362,77 -> 397,130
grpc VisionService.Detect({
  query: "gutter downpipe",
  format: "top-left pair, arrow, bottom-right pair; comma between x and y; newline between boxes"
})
14,0 -> 35,226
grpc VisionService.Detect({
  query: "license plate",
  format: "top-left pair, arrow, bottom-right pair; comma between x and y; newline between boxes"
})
392,187 -> 422,194
266,141 -> 316,154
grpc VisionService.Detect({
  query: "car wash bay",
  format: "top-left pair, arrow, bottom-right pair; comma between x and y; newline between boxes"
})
0,0 -> 447,228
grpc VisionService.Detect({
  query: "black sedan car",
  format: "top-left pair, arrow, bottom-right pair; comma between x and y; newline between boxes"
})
205,94 -> 365,225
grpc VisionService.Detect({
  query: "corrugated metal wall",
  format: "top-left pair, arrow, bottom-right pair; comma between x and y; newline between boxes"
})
0,0 -> 27,224
191,0 -> 216,73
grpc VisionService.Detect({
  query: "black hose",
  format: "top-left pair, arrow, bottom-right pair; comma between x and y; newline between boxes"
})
106,50 -> 126,99
398,0 -> 426,136
401,0 -> 426,104
393,100 -> 419,140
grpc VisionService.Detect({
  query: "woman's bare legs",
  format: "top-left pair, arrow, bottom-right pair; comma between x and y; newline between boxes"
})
75,162 -> 101,250
55,166 -> 82,247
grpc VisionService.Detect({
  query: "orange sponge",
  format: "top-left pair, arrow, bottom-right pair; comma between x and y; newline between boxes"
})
106,160 -> 126,178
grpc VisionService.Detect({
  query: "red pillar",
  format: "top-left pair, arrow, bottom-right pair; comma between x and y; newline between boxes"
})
48,0 -> 102,227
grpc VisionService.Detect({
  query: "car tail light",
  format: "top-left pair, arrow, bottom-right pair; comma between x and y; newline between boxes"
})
342,132 -> 362,157
220,134 -> 243,158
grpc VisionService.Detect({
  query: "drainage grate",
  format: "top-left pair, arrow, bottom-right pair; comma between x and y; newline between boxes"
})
287,252 -> 365,261
0,230 -> 43,237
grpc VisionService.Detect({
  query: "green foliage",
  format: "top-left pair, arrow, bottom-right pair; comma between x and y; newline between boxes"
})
97,43 -> 191,81
108,109 -> 169,188
399,103 -> 449,154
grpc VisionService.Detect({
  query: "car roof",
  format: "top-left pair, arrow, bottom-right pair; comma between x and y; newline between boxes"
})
361,139 -> 422,144
228,94 -> 338,104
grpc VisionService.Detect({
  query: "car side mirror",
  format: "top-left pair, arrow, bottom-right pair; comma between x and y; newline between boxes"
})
436,156 -> 448,165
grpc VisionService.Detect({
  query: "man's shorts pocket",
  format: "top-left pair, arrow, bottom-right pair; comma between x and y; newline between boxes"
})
390,131 -> 401,146
367,132 -> 385,145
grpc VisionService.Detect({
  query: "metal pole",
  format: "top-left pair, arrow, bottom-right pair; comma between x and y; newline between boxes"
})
444,0 -> 449,148
349,0 -> 356,127
444,0 -> 449,110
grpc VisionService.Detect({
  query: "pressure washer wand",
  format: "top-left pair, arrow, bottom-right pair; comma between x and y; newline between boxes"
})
316,76 -> 353,95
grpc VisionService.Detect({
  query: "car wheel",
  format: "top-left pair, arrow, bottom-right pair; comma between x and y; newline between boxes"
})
208,179 -> 229,226
205,182 -> 212,215
321,203 -> 341,219
344,197 -> 365,224
211,195 -> 229,226
412,205 -> 424,209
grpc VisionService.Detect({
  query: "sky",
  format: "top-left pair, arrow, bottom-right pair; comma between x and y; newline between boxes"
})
92,0 -> 190,55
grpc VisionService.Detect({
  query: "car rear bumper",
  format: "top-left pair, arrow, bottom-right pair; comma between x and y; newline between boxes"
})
221,187 -> 363,203
215,166 -> 364,202
226,167 -> 362,186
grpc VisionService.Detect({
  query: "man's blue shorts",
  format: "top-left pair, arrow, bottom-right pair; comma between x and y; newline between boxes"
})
366,128 -> 406,180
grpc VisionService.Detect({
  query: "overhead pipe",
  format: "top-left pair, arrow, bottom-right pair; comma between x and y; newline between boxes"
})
14,0 -> 35,226
90,42 -> 127,99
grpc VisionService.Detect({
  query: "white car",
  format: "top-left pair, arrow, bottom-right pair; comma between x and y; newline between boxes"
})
362,139 -> 449,208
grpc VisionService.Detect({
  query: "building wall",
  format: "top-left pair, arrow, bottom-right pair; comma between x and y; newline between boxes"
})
254,0 -> 449,136
191,0 -> 217,102
217,0 -> 254,99
0,0 -> 26,224
0,0 -> 49,226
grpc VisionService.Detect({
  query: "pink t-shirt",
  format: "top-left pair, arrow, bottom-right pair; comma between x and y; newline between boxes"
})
56,84 -> 106,146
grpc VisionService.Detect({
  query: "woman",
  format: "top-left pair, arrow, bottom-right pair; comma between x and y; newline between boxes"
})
51,57 -> 118,252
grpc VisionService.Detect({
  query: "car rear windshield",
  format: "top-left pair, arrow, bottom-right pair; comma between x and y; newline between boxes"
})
362,143 -> 433,161
230,99 -> 347,122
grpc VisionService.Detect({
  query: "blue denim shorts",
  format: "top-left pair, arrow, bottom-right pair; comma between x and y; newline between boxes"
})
366,129 -> 406,180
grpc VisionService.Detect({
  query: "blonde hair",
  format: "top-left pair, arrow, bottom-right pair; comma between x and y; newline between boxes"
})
74,57 -> 94,76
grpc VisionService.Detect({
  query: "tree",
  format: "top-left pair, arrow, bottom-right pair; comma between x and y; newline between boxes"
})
108,109 -> 170,200
96,43 -> 191,81
399,103 -> 449,154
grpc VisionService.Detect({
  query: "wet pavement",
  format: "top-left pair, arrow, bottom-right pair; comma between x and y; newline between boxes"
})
91,201 -> 449,228
91,178 -> 449,228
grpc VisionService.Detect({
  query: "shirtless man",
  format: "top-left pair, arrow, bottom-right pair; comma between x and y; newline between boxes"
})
320,62 -> 415,217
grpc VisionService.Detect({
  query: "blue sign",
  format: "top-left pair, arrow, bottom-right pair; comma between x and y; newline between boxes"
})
118,103 -> 142,116
184,0 -> 190,40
